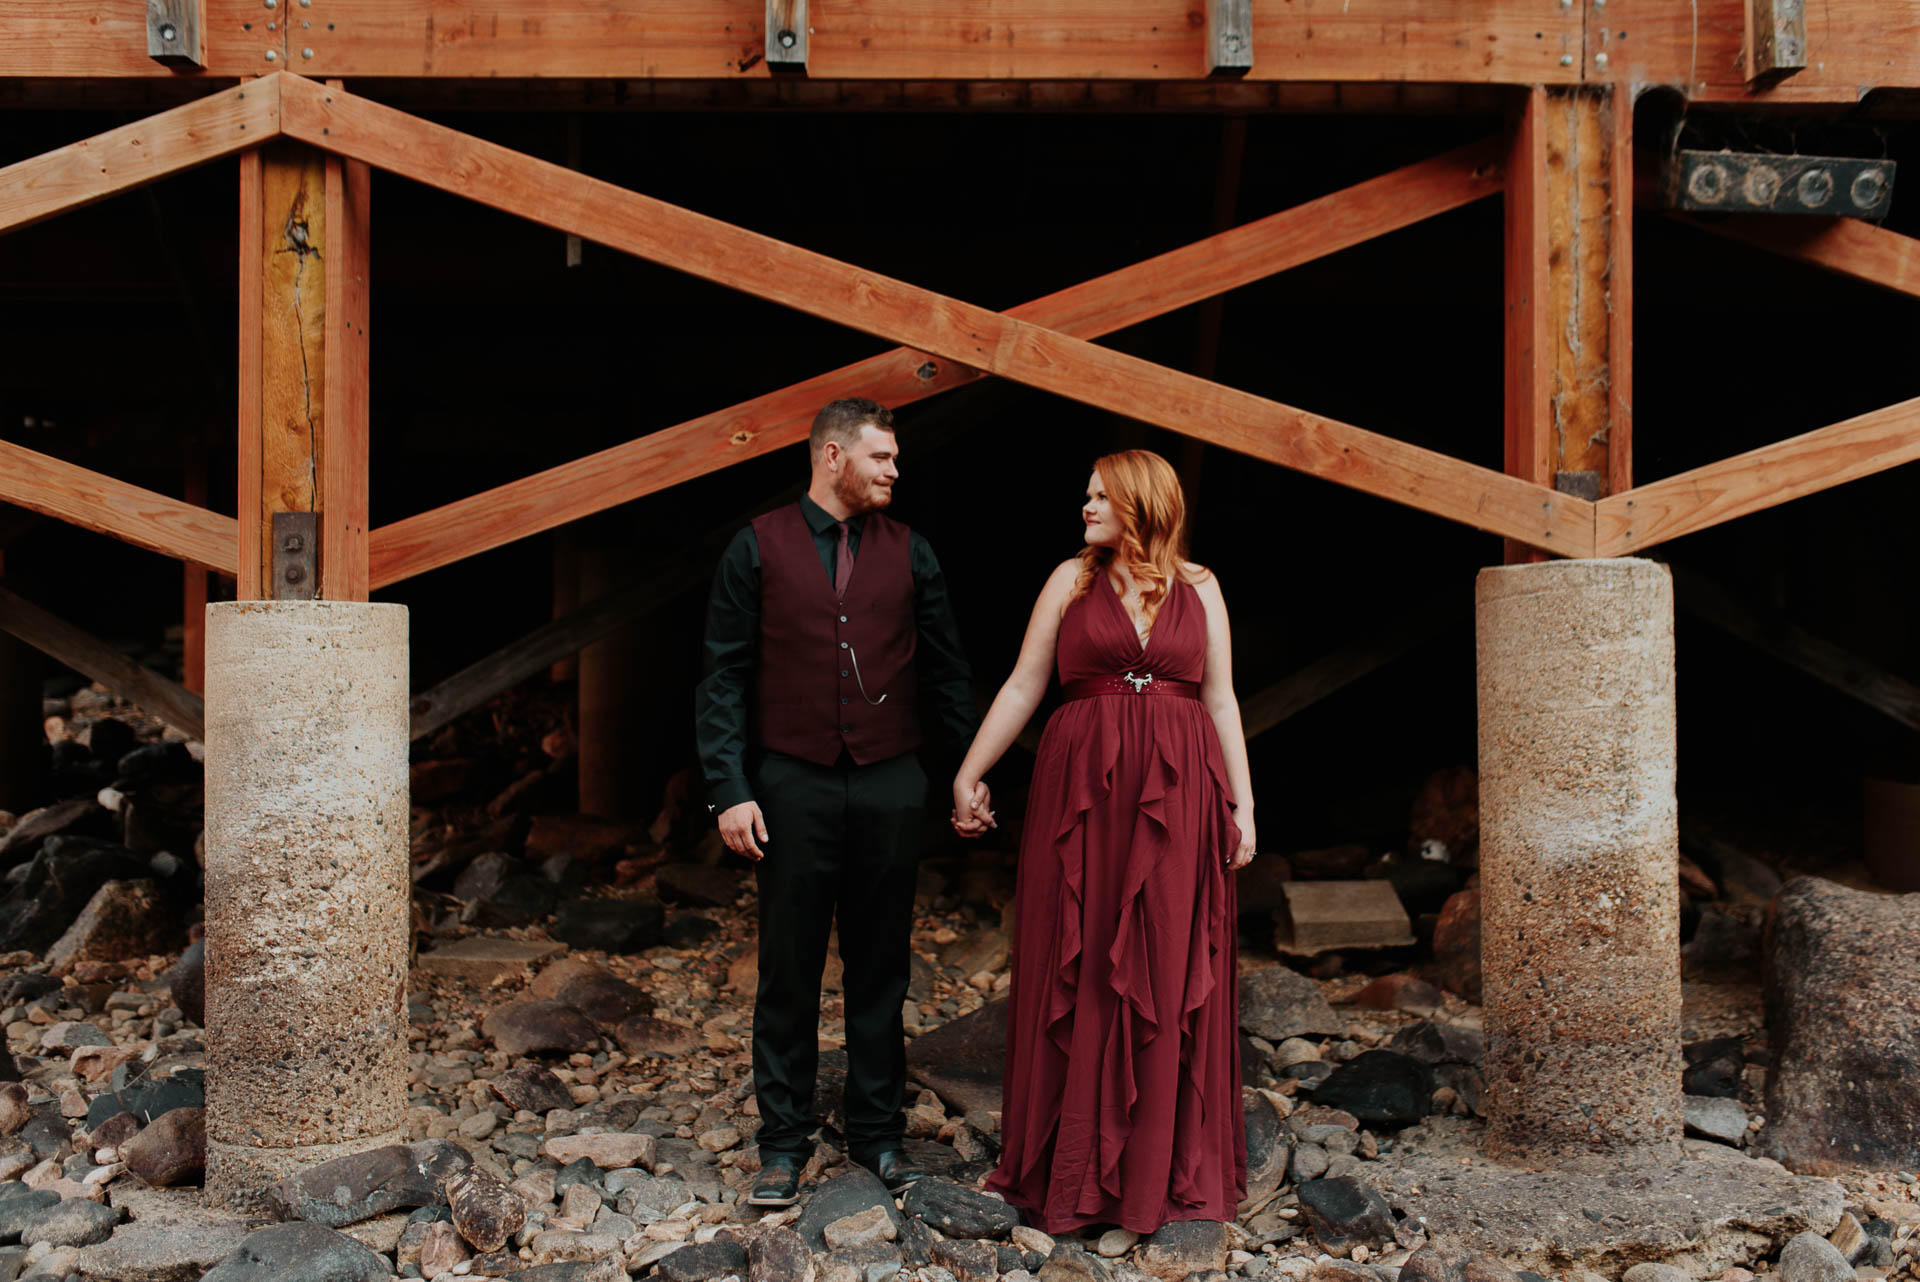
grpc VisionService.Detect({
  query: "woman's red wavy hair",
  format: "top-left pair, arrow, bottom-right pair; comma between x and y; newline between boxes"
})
1072,449 -> 1200,628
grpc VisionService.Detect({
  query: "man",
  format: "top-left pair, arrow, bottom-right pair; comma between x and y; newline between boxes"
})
695,397 -> 984,1207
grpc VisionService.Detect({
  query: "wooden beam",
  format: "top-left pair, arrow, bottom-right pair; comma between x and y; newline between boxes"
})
286,92 -> 1563,576
766,0 -> 808,73
0,1 -> 1584,85
1596,0 -> 1919,102
0,79 -> 277,236
182,458 -> 209,694
1672,213 -> 1920,304
1672,566 -> 1920,733
0,586 -> 205,740
1606,86 -> 1634,499
320,103 -> 372,602
147,0 -> 205,69
1503,86 -> 1551,565
0,440 -> 238,573
1206,0 -> 1253,77
1596,395 -> 1920,555
236,146 -> 265,600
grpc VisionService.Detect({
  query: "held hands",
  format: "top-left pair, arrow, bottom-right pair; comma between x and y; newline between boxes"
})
717,800 -> 769,861
1228,817 -> 1256,871
950,778 -> 996,838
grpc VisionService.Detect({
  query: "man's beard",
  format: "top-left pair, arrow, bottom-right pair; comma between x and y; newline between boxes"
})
834,470 -> 891,514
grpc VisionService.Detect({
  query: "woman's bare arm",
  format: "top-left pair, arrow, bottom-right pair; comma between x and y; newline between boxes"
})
1193,570 -> 1257,868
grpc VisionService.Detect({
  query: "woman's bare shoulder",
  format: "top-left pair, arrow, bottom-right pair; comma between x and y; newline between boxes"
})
1181,560 -> 1218,586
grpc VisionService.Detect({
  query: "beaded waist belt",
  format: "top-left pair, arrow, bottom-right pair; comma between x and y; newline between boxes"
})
1059,672 -> 1201,701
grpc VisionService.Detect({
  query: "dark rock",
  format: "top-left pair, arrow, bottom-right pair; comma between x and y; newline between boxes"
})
0,800 -> 113,869
45,878 -> 175,973
745,1224 -> 810,1282
482,1001 -> 601,1058
1134,1220 -> 1228,1281
446,1168 -> 525,1254
0,837 -> 151,953
0,975 -> 58,1008
270,1141 -> 471,1228
489,1064 -> 575,1115
1349,973 -> 1446,1015
903,999 -> 1007,1117
16,1197 -> 117,1247
1237,966 -> 1341,1043
656,1239 -> 748,1282
1682,1037 -> 1746,1100
199,1221 -> 393,1282
163,939 -> 203,1028
1380,859 -> 1464,918
1683,907 -> 1761,978
900,1177 -> 1019,1240
18,1107 -> 72,1160
86,1068 -> 204,1128
611,1016 -> 699,1057
1243,1087 -> 1290,1203
1310,1051 -> 1434,1128
1037,1243 -> 1111,1281
121,1105 -> 205,1186
897,1215 -> 937,1268
453,854 -> 559,929
795,1167 -> 905,1251
1400,1240 -> 1523,1282
1761,877 -> 1920,1172
120,794 -> 201,858
931,1237 -> 1000,1281
1297,1177 -> 1395,1254
652,864 -> 740,909
528,962 -> 654,1028
113,742 -> 198,790
1429,888 -> 1482,1003
1282,1060 -> 1335,1086
88,1110 -> 140,1152
550,898 -> 664,953
552,1157 -> 602,1195
661,914 -> 720,949
0,1189 -> 57,1242
84,718 -> 140,765
1388,1021 -> 1485,1066
1433,1062 -> 1485,1116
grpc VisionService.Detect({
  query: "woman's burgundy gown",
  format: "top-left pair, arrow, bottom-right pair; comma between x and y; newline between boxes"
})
985,577 -> 1245,1233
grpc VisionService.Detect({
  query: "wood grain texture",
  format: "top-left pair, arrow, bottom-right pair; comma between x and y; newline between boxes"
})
0,78 -> 278,234
0,586 -> 205,740
369,136 -> 1507,585
1503,86 -> 1550,565
257,141 -> 327,598
236,145 -> 265,599
1598,0 -> 1920,101
321,139 -> 371,601
1595,395 -> 1920,554
1674,213 -> 1920,303
0,439 -> 238,573
1606,86 -> 1633,496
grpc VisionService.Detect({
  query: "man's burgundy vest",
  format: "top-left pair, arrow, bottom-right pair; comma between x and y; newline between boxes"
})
751,504 -> 922,767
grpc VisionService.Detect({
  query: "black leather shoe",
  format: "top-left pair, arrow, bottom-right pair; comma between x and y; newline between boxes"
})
749,1155 -> 804,1207
859,1147 -> 927,1193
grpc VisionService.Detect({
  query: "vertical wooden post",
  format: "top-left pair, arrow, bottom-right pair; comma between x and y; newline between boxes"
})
551,526 -> 581,684
237,118 -> 371,602
1504,84 -> 1633,561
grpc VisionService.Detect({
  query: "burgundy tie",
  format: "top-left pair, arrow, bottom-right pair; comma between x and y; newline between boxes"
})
833,521 -> 853,599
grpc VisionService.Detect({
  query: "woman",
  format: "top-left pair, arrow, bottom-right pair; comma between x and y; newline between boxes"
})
950,449 -> 1255,1234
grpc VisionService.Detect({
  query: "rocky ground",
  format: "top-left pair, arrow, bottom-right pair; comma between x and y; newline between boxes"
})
0,683 -> 1913,1282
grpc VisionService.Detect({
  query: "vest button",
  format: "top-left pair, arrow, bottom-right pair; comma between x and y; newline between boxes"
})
839,724 -> 851,734
839,615 -> 848,623
839,642 -> 848,649
840,669 -> 849,678
841,697 -> 850,705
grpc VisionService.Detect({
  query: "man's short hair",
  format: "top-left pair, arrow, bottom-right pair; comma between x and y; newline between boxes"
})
810,397 -> 895,462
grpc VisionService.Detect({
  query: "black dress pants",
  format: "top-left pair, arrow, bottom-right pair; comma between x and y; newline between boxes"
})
749,748 -> 926,1164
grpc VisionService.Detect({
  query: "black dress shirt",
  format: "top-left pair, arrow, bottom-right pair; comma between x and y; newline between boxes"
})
695,494 -> 978,813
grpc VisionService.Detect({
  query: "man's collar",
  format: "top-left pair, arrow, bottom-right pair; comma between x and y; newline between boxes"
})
799,493 -> 866,534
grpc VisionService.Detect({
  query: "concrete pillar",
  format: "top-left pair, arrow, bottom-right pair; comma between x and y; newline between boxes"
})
1476,557 -> 1681,1166
202,601 -> 410,1204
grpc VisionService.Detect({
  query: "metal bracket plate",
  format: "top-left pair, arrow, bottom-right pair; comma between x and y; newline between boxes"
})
1664,150 -> 1895,218
271,512 -> 319,601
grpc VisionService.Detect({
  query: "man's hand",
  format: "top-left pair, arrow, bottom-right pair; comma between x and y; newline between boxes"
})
949,778 -> 996,838
718,800 -> 770,861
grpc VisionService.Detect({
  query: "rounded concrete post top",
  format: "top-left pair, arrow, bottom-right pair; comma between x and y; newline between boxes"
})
1476,557 -> 1671,595
208,600 -> 410,622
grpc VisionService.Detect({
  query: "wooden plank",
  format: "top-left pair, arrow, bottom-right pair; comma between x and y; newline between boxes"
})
1595,395 -> 1920,554
1503,85 -> 1551,565
285,93 -> 1565,579
0,78 -> 278,235
1598,0 -> 1920,102
0,439 -> 238,573
1672,213 -> 1920,304
1672,566 -> 1920,733
0,0 -> 1584,84
1542,86 -> 1624,497
0,586 -> 205,740
1607,86 -> 1634,497
236,145 -> 265,599
320,126 -> 371,602
766,0 -> 807,72
146,0 -> 205,69
182,459 -> 209,694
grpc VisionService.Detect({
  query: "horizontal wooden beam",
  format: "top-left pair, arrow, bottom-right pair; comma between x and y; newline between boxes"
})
3,1 -> 1914,102
0,586 -> 205,740
0,78 -> 278,236
0,440 -> 239,574
1672,213 -> 1920,303
279,83 -> 1583,553
371,137 -> 1505,585
1673,566 -> 1920,733
1596,394 -> 1920,554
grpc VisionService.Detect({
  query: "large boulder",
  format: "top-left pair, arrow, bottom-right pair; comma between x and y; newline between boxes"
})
198,1221 -> 393,1282
905,999 -> 1007,1117
1759,876 -> 1920,1173
45,878 -> 176,973
270,1141 -> 470,1228
482,1000 -> 602,1058
1429,887 -> 1482,1002
1238,965 -> 1341,1043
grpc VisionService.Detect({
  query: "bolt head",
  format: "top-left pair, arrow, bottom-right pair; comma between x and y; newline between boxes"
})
777,27 -> 797,48
158,21 -> 176,39
1593,51 -> 1608,68
1560,53 -> 1574,66
302,46 -> 313,56
284,566 -> 305,585
264,48 -> 278,59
